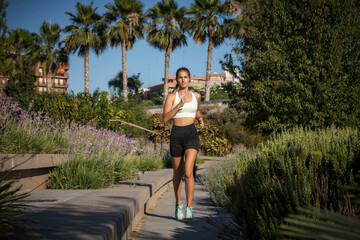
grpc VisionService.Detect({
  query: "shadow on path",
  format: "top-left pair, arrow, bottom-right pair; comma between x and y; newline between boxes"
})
132,175 -> 240,240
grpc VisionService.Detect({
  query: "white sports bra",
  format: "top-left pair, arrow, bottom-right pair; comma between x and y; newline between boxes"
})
171,91 -> 198,118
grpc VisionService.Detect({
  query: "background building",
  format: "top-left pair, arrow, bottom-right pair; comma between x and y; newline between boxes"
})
0,63 -> 70,94
34,63 -> 70,94
140,70 -> 241,100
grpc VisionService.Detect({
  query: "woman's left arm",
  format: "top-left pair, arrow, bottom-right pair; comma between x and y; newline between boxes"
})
195,92 -> 204,128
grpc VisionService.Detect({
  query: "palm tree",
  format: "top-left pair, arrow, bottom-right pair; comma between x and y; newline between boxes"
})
108,71 -> 142,94
5,28 -> 32,76
145,0 -> 187,103
33,21 -> 66,94
103,0 -> 144,102
0,0 -> 9,75
3,28 -> 38,102
186,0 -> 228,101
63,2 -> 104,95
224,1 -> 244,39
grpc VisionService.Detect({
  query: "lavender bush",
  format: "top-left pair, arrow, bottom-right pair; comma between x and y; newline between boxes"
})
200,149 -> 256,208
0,95 -> 69,153
200,156 -> 241,207
0,94 -> 168,189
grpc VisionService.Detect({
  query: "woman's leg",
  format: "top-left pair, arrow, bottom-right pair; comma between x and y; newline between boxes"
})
184,149 -> 197,207
172,156 -> 184,205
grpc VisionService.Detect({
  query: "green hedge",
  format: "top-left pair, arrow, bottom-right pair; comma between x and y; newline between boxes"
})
228,126 -> 360,239
29,91 -> 152,138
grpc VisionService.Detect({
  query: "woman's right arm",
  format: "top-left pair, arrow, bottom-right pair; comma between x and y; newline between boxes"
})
163,93 -> 184,123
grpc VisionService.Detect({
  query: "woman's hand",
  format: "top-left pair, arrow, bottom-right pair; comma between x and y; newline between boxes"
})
198,117 -> 204,128
179,92 -> 192,106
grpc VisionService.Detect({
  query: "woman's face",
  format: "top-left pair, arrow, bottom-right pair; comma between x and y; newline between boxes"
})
177,70 -> 190,89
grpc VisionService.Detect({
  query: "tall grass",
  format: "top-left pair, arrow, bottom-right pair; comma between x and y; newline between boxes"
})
48,157 -> 115,189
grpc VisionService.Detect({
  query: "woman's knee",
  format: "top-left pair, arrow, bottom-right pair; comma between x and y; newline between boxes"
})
184,170 -> 193,179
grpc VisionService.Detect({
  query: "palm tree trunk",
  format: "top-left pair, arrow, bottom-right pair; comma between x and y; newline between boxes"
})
122,40 -> 128,102
44,71 -> 48,94
205,35 -> 213,102
84,46 -> 90,95
47,64 -> 53,94
46,72 -> 52,94
163,38 -> 172,105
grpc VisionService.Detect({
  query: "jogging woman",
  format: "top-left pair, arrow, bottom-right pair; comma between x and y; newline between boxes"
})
163,67 -> 204,220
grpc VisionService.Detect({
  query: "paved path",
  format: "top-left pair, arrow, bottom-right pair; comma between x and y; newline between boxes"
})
9,159 -> 240,239
131,175 -> 237,240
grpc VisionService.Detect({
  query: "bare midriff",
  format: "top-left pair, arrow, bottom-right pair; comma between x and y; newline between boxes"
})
173,117 -> 195,126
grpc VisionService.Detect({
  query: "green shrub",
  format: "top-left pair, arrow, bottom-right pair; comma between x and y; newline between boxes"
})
198,124 -> 233,156
139,99 -> 155,106
195,156 -> 205,164
200,156 -> 245,207
133,153 -> 165,172
228,126 -> 360,240
109,107 -> 152,138
48,157 -> 115,189
109,96 -> 153,138
4,72 -> 36,110
113,159 -> 138,182
49,152 -> 166,188
42,94 -> 79,123
113,153 -> 165,182
220,121 -> 264,147
210,92 -> 229,100
139,97 -> 163,106
221,107 -> 238,123
35,90 -> 113,129
71,90 -> 112,129
32,91 -> 152,138
149,114 -> 172,144
152,97 -> 163,105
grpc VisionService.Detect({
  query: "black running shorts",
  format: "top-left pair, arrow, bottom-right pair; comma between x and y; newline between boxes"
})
170,123 -> 200,157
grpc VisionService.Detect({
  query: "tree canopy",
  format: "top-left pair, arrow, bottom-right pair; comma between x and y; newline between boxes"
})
186,0 -> 229,101
108,71 -> 142,94
145,0 -> 187,103
0,0 -> 8,74
228,0 -> 360,133
63,2 -> 104,94
104,0 -> 144,101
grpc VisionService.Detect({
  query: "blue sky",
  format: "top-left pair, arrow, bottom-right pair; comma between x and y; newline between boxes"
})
6,0 -> 236,94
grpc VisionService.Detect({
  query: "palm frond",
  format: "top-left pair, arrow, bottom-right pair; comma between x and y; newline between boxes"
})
280,185 -> 360,240
145,0 -> 187,50
0,169 -> 32,236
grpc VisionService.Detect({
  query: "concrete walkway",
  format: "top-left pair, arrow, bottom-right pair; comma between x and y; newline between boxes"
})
132,176 -> 235,240
13,169 -> 174,239
10,160 -> 238,239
